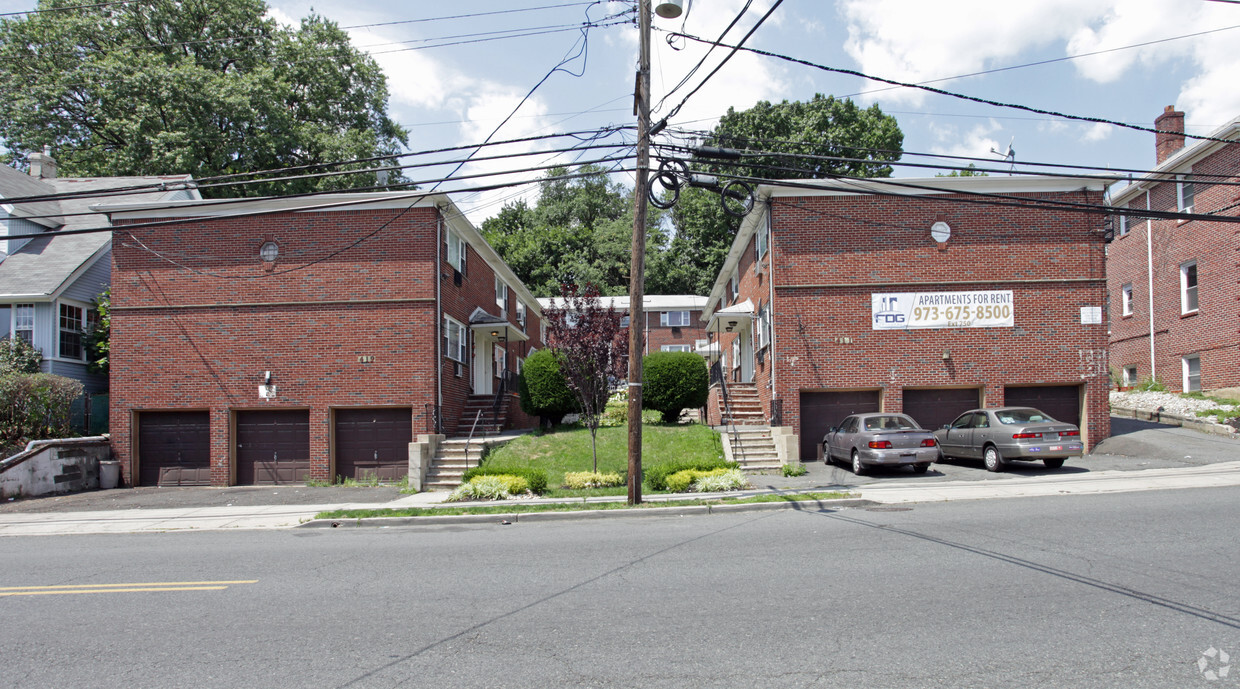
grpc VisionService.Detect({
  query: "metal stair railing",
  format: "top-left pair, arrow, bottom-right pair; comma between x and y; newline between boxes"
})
462,409 -> 483,477
710,361 -> 745,465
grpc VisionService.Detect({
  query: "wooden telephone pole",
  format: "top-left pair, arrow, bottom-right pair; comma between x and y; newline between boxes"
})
627,0 -> 652,505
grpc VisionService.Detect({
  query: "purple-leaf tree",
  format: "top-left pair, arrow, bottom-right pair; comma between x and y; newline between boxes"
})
542,283 -> 628,472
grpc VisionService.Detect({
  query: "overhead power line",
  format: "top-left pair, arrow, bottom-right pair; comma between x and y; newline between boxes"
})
0,0 -> 145,17
668,33 -> 1240,147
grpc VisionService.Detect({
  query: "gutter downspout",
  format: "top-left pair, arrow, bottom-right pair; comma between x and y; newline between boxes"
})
766,201 -> 777,411
1145,190 -> 1156,383
436,209 -> 444,418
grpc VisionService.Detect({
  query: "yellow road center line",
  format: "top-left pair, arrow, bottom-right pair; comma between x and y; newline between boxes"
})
1,586 -> 228,597
0,580 -> 258,592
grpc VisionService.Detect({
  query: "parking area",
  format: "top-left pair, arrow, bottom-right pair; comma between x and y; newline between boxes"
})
748,416 -> 1240,491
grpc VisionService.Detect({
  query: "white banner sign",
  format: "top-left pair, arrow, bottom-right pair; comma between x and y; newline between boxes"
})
872,290 -> 1014,330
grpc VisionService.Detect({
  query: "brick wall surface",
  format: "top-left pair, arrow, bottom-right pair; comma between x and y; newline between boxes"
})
111,205 -> 541,486
1107,140 -> 1240,391
710,188 -> 1111,452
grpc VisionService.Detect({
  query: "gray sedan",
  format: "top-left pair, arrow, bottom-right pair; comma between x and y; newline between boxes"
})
934,407 -> 1083,472
823,413 -> 939,475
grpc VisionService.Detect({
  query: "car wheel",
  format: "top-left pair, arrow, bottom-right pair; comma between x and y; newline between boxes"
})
851,450 -> 867,476
983,445 -> 1005,472
1043,458 -> 1066,469
823,445 -> 833,465
912,463 -> 930,474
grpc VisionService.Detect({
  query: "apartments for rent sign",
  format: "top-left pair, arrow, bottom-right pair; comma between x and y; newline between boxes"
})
871,290 -> 1014,330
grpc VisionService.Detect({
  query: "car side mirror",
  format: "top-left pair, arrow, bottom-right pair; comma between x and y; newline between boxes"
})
827,426 -> 836,434
941,424 -> 950,430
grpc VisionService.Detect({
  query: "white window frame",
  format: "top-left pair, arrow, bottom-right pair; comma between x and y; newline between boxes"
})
1177,173 -> 1195,214
446,230 -> 467,273
1123,366 -> 1138,387
756,221 -> 769,259
1180,260 -> 1198,314
660,311 -> 689,327
731,338 -> 741,370
755,303 -> 770,350
728,272 -> 739,303
495,278 -> 508,317
1182,355 -> 1201,392
516,300 -> 527,329
540,321 -> 547,345
494,343 -> 507,378
1121,283 -> 1133,316
443,315 -> 467,363
58,301 -> 87,361
661,344 -> 691,353
13,303 -> 34,345
1117,213 -> 1128,237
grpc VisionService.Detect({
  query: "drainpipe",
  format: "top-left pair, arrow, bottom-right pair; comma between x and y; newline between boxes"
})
436,208 -> 444,415
1145,190 -> 1155,382
766,201 -> 777,411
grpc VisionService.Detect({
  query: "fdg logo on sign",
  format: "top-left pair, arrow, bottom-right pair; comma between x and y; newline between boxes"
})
1199,647 -> 1231,681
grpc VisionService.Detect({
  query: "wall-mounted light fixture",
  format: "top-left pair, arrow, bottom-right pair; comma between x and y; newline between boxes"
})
726,320 -> 738,332
263,371 -> 273,385
490,330 -> 499,338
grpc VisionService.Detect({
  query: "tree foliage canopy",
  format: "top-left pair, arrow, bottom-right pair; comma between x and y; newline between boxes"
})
481,165 -> 667,297
0,0 -> 408,196
653,95 -> 904,294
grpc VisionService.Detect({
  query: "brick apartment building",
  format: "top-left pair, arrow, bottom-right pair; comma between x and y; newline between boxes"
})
1107,107 -> 1240,392
701,175 -> 1112,461
105,193 -> 542,486
538,294 -> 708,354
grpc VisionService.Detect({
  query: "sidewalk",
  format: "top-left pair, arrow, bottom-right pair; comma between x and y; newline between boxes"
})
4,460 -> 1240,537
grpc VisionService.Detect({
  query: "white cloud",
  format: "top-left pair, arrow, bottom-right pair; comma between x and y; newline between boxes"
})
926,119 -> 1005,166
1081,122 -> 1113,143
840,0 -> 1105,106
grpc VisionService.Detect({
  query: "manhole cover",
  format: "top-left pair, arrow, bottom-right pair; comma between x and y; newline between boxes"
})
864,506 -> 913,512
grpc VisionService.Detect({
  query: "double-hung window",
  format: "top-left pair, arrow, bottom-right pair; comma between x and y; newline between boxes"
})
1183,355 -> 1201,392
755,303 -> 770,350
728,272 -> 739,303
1116,213 -> 1128,238
1180,261 -> 1198,314
446,230 -> 467,273
14,303 -> 34,345
516,300 -> 527,330
756,222 -> 769,259
443,316 -> 467,363
1177,174 -> 1195,214
660,311 -> 689,327
59,303 -> 84,360
1121,283 -> 1133,317
495,279 -> 508,317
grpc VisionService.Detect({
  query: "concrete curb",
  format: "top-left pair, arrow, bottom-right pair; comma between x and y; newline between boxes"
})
296,497 -> 874,529
1110,404 -> 1240,439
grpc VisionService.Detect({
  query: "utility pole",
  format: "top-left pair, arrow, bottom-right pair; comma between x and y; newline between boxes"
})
627,0 -> 652,506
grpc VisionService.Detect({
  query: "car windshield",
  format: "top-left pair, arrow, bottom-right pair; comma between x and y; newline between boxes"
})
995,408 -> 1053,425
864,415 -> 917,431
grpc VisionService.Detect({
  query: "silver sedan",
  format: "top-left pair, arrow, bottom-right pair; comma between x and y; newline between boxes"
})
823,413 -> 940,475
934,407 -> 1083,472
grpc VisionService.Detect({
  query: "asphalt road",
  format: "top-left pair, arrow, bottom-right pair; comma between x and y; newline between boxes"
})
4,486 -> 1238,688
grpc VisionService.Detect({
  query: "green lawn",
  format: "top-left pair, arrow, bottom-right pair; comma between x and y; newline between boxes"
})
481,422 -> 723,493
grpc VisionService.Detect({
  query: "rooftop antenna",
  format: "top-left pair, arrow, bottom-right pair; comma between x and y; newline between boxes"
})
990,137 -> 1015,174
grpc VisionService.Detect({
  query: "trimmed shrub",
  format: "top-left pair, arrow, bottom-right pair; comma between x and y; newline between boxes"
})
447,474 -> 529,502
645,457 -> 737,492
0,372 -> 84,454
562,471 -> 625,489
519,349 -> 579,426
642,351 -> 709,423
693,468 -> 750,492
0,337 -> 42,375
461,464 -> 548,494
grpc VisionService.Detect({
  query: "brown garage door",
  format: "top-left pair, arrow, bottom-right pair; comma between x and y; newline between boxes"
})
236,410 -> 310,485
1004,385 -> 1081,426
138,411 -> 211,487
902,388 -> 981,432
335,408 -> 413,481
799,390 -> 882,461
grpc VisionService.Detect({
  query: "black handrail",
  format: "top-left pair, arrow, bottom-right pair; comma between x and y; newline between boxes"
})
492,369 -> 519,429
710,361 -> 745,465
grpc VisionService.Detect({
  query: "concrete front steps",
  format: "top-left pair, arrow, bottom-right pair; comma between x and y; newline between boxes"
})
720,425 -> 783,473
719,383 -> 767,426
454,395 -> 506,437
423,438 -> 488,490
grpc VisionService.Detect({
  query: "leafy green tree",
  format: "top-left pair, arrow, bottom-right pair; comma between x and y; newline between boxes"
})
0,0 -> 408,196
0,337 -> 42,375
937,164 -> 988,177
642,351 -> 708,423
482,165 -> 668,297
85,289 -> 110,376
652,95 -> 903,294
518,348 -> 579,427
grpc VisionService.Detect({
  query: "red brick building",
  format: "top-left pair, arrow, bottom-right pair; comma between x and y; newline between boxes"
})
537,294 -> 708,354
701,176 -> 1111,461
105,193 -> 543,486
1107,107 -> 1240,392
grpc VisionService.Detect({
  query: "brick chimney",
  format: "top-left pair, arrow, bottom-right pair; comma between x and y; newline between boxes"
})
27,145 -> 57,179
1154,105 -> 1185,165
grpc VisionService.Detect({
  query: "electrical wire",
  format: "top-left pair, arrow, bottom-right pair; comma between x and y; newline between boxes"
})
667,32 -> 1240,147
0,0 -> 145,17
651,0 -> 752,115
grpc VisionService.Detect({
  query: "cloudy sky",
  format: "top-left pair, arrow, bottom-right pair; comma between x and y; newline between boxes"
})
4,0 -> 1238,221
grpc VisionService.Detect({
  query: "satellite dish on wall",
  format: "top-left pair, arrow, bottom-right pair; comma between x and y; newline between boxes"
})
655,0 -> 684,19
